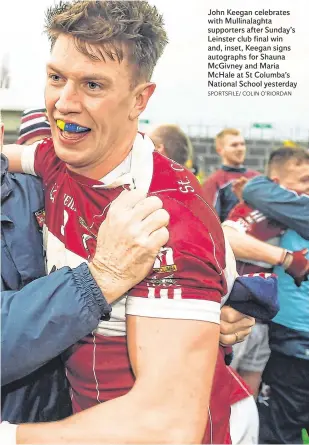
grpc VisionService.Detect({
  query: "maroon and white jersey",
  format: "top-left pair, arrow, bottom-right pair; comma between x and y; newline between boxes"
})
21,133 -> 249,444
223,202 -> 285,275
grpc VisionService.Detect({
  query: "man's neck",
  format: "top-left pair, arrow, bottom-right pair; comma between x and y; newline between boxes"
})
67,132 -> 137,180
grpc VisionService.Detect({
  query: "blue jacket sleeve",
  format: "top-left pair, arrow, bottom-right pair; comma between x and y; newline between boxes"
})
243,176 -> 309,240
1,263 -> 103,386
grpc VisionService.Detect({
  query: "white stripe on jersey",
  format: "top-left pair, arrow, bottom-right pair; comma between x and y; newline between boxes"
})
96,297 -> 127,337
221,235 -> 239,307
20,142 -> 39,176
227,366 -> 252,398
208,407 -> 213,444
173,288 -> 182,300
243,273 -> 273,278
0,422 -> 18,445
209,232 -> 223,277
147,287 -> 156,298
92,332 -> 102,403
126,296 -> 220,323
159,289 -> 169,299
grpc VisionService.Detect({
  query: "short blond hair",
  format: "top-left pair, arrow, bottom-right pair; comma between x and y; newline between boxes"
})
215,128 -> 241,150
45,0 -> 168,85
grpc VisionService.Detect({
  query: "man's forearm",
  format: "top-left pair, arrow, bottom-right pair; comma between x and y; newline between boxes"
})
1,145 -> 25,172
16,389 -> 194,444
15,316 -> 220,444
16,394 -> 149,444
223,226 -> 283,265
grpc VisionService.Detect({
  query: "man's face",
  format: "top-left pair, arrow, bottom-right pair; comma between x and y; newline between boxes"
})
218,134 -> 246,167
279,160 -> 309,195
45,34 -> 153,177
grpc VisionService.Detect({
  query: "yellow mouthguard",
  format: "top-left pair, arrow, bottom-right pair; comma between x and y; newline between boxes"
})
56,119 -> 65,131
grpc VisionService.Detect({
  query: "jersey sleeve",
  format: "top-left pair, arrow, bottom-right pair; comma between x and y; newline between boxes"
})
20,137 -> 56,180
126,196 -> 230,324
222,202 -> 254,234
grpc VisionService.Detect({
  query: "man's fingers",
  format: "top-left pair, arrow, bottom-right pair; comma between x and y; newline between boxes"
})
140,208 -> 170,234
220,306 -> 255,324
110,189 -> 147,211
109,191 -> 164,223
220,315 -> 255,335
148,226 -> 169,250
132,195 -> 164,221
219,327 -> 252,346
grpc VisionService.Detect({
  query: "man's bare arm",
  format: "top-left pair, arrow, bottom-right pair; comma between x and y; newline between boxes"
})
223,225 -> 284,266
223,225 -> 309,287
16,317 -> 219,444
1,144 -> 25,172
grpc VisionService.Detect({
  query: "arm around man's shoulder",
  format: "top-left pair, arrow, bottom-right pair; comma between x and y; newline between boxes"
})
1,264 -> 104,385
243,175 -> 309,240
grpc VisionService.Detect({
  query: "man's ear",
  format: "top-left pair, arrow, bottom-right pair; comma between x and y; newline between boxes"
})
129,82 -> 156,121
271,176 -> 280,184
269,169 -> 280,184
216,142 -> 222,156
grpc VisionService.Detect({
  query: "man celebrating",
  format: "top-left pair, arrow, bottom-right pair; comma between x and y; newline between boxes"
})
223,147 -> 309,398
1,106 -> 171,424
240,149 -> 309,443
202,128 -> 259,222
1,113 -> 255,445
3,2 -> 259,443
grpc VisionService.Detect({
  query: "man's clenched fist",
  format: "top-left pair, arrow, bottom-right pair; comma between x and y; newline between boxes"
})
219,306 -> 255,346
231,176 -> 249,202
89,189 -> 169,302
281,248 -> 309,287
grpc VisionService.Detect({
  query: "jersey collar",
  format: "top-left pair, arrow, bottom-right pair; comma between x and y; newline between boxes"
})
94,132 -> 154,194
222,164 -> 247,173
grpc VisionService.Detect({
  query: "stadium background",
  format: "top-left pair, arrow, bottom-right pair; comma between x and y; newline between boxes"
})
2,108 -> 308,180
